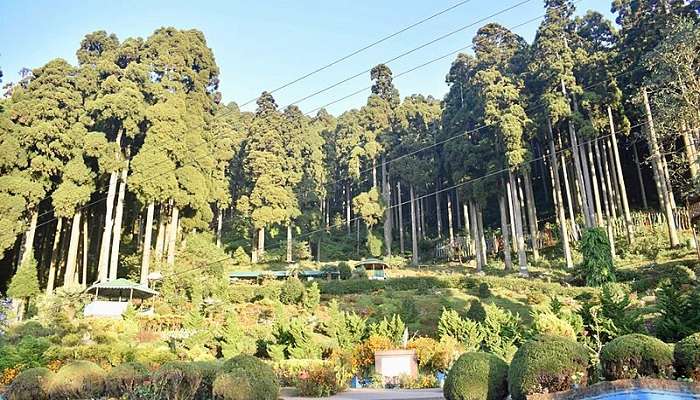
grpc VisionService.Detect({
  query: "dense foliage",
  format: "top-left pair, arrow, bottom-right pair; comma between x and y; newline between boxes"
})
443,352 -> 508,400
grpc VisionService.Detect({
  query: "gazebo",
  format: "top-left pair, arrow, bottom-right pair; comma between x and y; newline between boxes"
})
356,258 -> 389,280
84,278 -> 158,317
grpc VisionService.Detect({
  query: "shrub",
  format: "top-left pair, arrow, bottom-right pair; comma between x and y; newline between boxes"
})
303,282 -> 321,311
655,281 -> 700,342
0,336 -> 51,371
5,367 -> 52,400
444,352 -> 508,400
508,335 -> 589,400
221,355 -> 279,400
600,334 -> 674,380
465,300 -> 486,322
481,304 -> 523,362
271,359 -> 326,386
529,311 -> 577,340
104,362 -> 149,397
477,283 -> 492,299
369,314 -> 406,346
674,332 -> 700,380
337,262 -> 352,280
352,335 -> 394,373
599,283 -> 644,337
296,365 -> 344,397
47,360 -> 106,400
579,227 -> 615,287
213,372 -> 253,400
151,361 -> 203,400
280,277 -> 306,305
192,360 -> 221,400
437,308 -> 483,352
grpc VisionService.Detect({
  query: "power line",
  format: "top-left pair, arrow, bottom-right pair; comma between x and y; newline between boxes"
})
237,0 -> 475,108
161,122 -> 651,280
30,0 -> 550,224
281,0 -> 532,108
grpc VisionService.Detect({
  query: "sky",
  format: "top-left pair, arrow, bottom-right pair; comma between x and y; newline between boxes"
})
0,0 -> 614,116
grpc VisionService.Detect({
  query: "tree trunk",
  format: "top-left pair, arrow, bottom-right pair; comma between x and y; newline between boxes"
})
419,198 -> 426,240
98,171 -> 119,281
661,154 -> 676,209
683,126 -> 699,179
258,227 -> 265,257
155,205 -> 166,263
587,141 -> 605,227
469,201 -> 483,271
140,201 -> 155,285
372,158 -> 377,188
464,202 -> 474,257
64,211 -> 82,286
498,191 -> 513,271
435,186 -> 442,239
216,203 -> 223,248
579,140 -> 596,227
166,205 -> 180,266
563,81 -> 593,228
382,158 -> 392,256
286,224 -> 293,263
608,107 -> 633,243
522,168 -> 539,260
346,182 -> 352,235
447,191 -> 455,247
559,134 -> 579,240
548,118 -> 574,269
476,204 -> 487,269
82,215 -> 88,288
633,142 -> 648,209
109,166 -> 128,280
600,139 -> 618,220
20,210 -> 38,266
509,170 -> 528,276
46,218 -> 63,294
643,87 -> 679,247
455,191 -> 462,230
251,231 -> 258,264
606,139 -> 623,217
506,177 -> 517,253
410,185 -> 419,266
397,182 -> 405,254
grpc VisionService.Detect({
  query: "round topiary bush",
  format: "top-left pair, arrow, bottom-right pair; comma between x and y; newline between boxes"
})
600,333 -> 674,380
213,373 -> 254,400
47,360 -> 106,400
6,367 -> 53,400
104,362 -> 149,397
508,335 -> 589,400
443,352 -> 508,400
151,361 -> 203,400
674,332 -> 700,380
221,355 -> 279,400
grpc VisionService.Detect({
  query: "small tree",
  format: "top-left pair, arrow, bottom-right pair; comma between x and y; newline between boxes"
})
580,228 -> 615,287
8,253 -> 40,321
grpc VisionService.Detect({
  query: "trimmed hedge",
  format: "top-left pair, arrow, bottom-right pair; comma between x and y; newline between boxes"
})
674,332 -> 700,380
213,372 -> 254,400
151,361 -> 203,400
508,335 -> 589,400
192,360 -> 221,400
221,355 -> 279,400
6,367 -> 52,400
443,352 -> 508,400
47,360 -> 106,400
600,334 -> 674,380
104,361 -> 149,397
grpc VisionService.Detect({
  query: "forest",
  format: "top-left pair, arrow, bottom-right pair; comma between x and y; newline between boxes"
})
0,0 -> 699,399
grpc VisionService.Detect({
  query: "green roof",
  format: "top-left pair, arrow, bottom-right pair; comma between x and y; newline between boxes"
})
87,278 -> 158,298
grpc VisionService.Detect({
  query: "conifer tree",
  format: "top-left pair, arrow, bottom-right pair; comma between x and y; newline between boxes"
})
7,253 -> 40,321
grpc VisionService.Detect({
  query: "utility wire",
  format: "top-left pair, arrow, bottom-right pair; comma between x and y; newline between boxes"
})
161,122 -> 651,280
30,0 -> 550,224
237,0 -> 475,108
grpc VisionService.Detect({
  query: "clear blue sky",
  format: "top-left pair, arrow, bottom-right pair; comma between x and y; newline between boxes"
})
0,0 -> 614,115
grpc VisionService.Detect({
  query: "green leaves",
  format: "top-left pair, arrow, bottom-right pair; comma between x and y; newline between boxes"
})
579,227 -> 616,287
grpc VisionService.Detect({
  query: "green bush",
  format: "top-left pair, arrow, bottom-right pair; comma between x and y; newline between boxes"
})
578,227 -> 615,287
5,367 -> 52,400
337,262 -> 352,280
280,277 -> 306,305
0,336 -> 50,371
192,360 -> 221,400
437,308 -> 482,352
221,355 -> 279,400
47,360 -> 106,400
600,334 -> 674,380
212,372 -> 253,400
443,352 -> 508,400
674,332 -> 700,381
477,283 -> 492,299
655,281 -> 700,342
104,362 -> 149,397
296,365 -> 344,397
508,335 -> 589,400
151,361 -> 203,400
